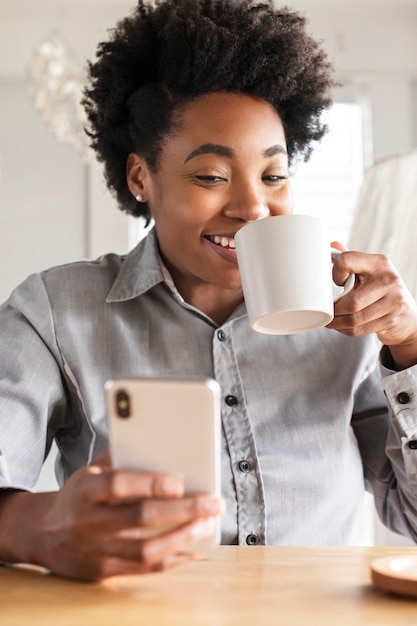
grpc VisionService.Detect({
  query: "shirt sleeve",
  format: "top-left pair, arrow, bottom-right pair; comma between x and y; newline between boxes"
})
381,362 -> 417,539
352,353 -> 417,541
0,274 -> 68,490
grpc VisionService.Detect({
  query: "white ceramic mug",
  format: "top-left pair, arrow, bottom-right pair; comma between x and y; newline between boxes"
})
234,214 -> 355,335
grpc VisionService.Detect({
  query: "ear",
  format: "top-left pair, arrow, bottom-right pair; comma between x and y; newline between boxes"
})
126,153 -> 150,203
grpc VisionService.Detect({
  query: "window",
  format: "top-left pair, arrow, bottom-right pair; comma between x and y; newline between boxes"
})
291,103 -> 365,245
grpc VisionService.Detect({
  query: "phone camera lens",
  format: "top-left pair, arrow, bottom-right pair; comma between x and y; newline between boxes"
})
116,390 -> 130,418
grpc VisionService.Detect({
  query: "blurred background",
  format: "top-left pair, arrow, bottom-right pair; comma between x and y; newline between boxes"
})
1,0 -> 417,545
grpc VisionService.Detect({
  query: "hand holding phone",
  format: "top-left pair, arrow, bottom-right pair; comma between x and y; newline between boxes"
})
105,377 -> 222,551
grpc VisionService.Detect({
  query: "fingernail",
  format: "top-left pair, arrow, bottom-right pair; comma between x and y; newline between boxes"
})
162,476 -> 184,496
191,517 -> 215,539
200,496 -> 222,515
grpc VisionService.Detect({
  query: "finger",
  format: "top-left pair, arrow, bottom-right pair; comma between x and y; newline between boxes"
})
330,240 -> 347,253
69,467 -> 221,527
332,289 -> 386,324
104,517 -> 216,567
333,262 -> 403,318
90,450 -> 112,469
69,491 -> 222,534
332,251 -> 397,289
329,308 -> 391,337
331,302 -> 416,345
330,284 -> 410,337
82,468 -> 185,503
115,493 -> 222,530
331,250 -> 356,288
333,260 -> 410,318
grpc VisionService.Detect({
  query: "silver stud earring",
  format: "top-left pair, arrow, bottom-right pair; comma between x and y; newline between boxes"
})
135,193 -> 144,203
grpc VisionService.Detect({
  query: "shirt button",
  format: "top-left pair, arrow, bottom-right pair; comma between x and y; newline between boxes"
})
225,395 -> 238,407
239,460 -> 251,473
408,441 -> 417,450
246,533 -> 259,546
217,329 -> 226,341
397,392 -> 411,404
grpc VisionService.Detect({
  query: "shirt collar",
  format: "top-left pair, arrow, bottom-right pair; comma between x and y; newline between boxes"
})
105,226 -> 247,324
106,227 -> 166,303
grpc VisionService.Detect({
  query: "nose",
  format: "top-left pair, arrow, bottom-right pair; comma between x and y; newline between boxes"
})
223,181 -> 292,222
222,184 -> 270,222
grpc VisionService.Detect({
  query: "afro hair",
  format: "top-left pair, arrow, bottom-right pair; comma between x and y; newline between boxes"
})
83,0 -> 335,218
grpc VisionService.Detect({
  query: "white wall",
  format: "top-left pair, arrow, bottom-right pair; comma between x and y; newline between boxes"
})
0,80 -> 86,303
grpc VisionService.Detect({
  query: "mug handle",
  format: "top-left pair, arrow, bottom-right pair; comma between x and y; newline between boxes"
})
331,248 -> 355,303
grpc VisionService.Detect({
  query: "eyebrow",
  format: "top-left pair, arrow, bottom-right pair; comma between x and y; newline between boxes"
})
184,144 -> 234,163
263,145 -> 287,158
184,143 -> 287,164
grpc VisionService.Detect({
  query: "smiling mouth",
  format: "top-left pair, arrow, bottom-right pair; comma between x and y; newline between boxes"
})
205,235 -> 236,249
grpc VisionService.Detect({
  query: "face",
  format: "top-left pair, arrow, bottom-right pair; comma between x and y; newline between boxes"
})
127,92 -> 293,308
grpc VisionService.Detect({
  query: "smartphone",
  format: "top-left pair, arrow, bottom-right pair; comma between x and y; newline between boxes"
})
105,376 -> 222,551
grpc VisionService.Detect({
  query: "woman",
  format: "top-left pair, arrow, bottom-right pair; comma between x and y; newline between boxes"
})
0,0 -> 417,581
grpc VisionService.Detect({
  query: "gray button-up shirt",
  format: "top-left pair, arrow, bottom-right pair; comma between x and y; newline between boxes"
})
1,228 -> 417,545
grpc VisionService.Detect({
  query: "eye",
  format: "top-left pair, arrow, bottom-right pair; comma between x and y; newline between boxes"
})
195,175 -> 225,182
262,174 -> 288,184
193,174 -> 227,187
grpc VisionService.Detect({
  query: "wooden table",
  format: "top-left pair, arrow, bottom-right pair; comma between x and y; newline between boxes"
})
1,546 -> 417,625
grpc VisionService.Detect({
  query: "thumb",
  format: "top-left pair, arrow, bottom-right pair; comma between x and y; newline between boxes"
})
90,450 -> 112,469
331,240 -> 348,253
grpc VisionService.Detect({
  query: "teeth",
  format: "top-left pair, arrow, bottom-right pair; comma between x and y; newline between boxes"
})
211,235 -> 235,249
